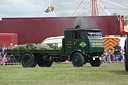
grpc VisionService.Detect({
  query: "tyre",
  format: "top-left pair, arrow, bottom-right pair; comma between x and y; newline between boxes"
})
38,60 -> 46,67
37,57 -> 46,67
45,61 -> 53,67
37,57 -> 53,67
90,58 -> 101,67
38,61 -> 53,67
72,52 -> 84,67
21,53 -> 37,67
125,38 -> 128,71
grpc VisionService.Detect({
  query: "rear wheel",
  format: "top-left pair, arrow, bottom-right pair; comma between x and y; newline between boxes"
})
38,60 -> 46,67
45,61 -> 53,67
125,38 -> 128,71
37,57 -> 53,67
90,58 -> 101,67
72,52 -> 84,67
21,53 -> 37,67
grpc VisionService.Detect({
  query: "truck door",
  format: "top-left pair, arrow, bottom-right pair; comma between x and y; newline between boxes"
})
65,31 -> 77,53
77,31 -> 88,52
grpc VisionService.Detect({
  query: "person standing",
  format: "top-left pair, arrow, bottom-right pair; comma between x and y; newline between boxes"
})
1,44 -> 6,57
114,43 -> 121,62
0,46 -> 2,65
121,49 -> 125,62
107,50 -> 110,63
110,49 -> 114,63
103,51 -> 107,63
1,56 -> 6,65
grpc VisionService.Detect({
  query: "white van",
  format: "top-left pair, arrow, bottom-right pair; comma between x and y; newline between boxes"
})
41,36 -> 64,48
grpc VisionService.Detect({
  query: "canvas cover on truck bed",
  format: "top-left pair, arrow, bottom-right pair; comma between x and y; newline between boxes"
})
5,43 -> 61,54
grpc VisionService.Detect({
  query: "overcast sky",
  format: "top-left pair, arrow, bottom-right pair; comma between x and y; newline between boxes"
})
0,0 -> 128,20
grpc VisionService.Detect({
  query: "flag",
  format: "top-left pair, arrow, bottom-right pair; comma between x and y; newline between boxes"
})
120,17 -> 123,33
45,8 -> 50,13
118,16 -> 123,34
45,6 -> 54,13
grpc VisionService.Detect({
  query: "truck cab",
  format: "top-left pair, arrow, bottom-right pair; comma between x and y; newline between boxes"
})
63,28 -> 104,67
64,28 -> 104,54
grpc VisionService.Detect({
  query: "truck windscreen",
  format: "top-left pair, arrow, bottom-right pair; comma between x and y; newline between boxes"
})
87,32 -> 102,39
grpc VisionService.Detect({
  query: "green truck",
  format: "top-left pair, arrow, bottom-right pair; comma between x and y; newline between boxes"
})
5,28 -> 104,67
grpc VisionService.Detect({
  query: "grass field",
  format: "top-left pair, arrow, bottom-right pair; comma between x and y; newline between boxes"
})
0,63 -> 128,85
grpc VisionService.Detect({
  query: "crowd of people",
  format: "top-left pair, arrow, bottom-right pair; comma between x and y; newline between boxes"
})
0,44 -> 18,65
103,43 -> 125,63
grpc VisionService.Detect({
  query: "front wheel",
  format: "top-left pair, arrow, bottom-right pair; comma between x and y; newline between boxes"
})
72,52 -> 84,67
90,58 -> 101,67
21,53 -> 37,67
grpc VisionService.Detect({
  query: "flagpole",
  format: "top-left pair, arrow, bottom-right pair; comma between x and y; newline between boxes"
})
49,0 -> 54,17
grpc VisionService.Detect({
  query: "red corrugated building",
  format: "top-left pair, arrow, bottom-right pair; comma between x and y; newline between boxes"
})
0,16 -> 123,45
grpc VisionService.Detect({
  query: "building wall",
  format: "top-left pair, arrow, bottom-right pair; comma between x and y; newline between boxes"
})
0,16 -> 120,44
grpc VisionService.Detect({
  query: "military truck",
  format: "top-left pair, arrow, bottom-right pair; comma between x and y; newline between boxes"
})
5,27 -> 104,67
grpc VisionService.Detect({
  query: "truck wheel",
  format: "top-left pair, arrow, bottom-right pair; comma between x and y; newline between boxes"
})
38,61 -> 46,67
125,38 -> 128,71
90,58 -> 101,67
72,52 -> 84,67
37,58 -> 46,67
21,53 -> 37,67
45,61 -> 53,67
38,58 -> 53,67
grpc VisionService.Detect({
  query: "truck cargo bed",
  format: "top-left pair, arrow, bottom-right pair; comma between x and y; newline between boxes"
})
5,43 -> 62,54
5,49 -> 62,54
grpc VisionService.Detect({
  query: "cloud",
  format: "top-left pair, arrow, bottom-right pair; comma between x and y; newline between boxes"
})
55,10 -> 74,17
0,0 -> 49,18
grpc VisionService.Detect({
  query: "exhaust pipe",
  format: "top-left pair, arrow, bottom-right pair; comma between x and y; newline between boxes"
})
75,25 -> 81,29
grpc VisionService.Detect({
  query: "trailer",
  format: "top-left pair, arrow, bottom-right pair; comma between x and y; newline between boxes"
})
0,33 -> 18,48
5,27 -> 104,67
